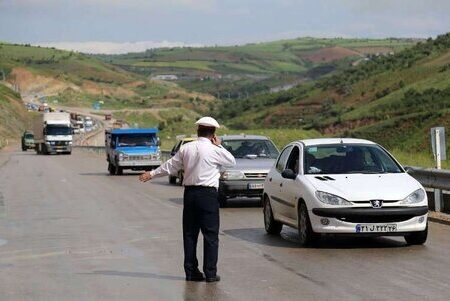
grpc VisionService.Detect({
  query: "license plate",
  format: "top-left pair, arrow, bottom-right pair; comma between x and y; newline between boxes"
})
355,224 -> 397,233
248,183 -> 264,190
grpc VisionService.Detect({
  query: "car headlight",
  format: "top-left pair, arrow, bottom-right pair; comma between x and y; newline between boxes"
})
220,170 -> 245,180
315,191 -> 352,206
50,141 -> 55,145
400,189 -> 425,204
118,152 -> 128,161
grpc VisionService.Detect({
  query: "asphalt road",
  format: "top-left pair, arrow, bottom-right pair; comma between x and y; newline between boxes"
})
1,148 -> 450,301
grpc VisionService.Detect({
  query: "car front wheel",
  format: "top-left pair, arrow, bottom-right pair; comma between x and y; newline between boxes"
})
404,225 -> 428,245
264,196 -> 282,235
298,202 -> 318,246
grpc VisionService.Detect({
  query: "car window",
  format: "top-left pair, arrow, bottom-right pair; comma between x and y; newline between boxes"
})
117,135 -> 157,147
285,146 -> 300,174
276,145 -> 293,173
304,144 -> 403,174
221,139 -> 279,159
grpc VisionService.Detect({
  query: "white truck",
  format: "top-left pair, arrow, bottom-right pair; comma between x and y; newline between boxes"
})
33,112 -> 73,155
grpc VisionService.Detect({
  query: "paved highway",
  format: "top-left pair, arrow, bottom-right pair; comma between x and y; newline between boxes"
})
1,148 -> 450,300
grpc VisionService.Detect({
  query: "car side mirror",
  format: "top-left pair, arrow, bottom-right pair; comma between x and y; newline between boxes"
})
281,169 -> 297,180
157,137 -> 161,146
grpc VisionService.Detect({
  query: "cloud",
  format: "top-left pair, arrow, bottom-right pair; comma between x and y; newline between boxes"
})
34,41 -> 204,54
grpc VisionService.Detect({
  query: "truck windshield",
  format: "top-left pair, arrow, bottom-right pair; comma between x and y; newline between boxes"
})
304,144 -> 403,174
46,126 -> 72,135
222,139 -> 279,159
117,135 -> 157,147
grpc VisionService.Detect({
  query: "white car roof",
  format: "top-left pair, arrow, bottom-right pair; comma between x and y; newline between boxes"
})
297,138 -> 377,146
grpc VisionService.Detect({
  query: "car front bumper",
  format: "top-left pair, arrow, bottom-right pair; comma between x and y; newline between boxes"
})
219,179 -> 265,198
118,160 -> 161,168
310,206 -> 428,234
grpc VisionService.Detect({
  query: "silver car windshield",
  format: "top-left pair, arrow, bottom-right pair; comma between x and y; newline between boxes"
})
304,144 -> 403,174
222,139 -> 279,159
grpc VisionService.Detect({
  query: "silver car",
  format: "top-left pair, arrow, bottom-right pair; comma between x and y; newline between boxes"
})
219,135 -> 279,207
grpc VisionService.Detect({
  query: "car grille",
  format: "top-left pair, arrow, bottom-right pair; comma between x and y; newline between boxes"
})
55,141 -> 68,146
244,172 -> 268,179
338,215 -> 414,223
127,155 -> 158,161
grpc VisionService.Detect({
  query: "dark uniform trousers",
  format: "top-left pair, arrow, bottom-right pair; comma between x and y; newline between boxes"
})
183,186 -> 219,278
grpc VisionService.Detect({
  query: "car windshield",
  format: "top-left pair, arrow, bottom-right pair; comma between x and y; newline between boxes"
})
222,139 -> 279,159
304,144 -> 403,174
24,134 -> 34,139
118,135 -> 157,147
46,126 -> 72,135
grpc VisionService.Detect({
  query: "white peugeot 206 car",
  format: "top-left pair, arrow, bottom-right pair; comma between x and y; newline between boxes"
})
263,138 -> 428,246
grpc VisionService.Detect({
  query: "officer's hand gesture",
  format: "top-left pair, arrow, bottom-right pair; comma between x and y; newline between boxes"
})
139,171 -> 153,182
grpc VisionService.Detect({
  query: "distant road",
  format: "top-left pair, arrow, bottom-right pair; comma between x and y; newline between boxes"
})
0,147 -> 450,300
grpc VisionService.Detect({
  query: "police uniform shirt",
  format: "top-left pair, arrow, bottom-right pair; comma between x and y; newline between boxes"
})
150,137 -> 236,188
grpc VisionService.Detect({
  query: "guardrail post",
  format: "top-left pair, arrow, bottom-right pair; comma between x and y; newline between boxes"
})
435,189 -> 443,212
433,127 -> 445,212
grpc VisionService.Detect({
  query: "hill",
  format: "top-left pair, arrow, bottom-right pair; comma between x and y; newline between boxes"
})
0,43 -> 213,111
0,83 -> 29,148
96,37 -> 416,98
216,33 -> 450,165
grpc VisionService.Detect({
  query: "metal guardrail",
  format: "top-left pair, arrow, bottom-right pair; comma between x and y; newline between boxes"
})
405,166 -> 450,191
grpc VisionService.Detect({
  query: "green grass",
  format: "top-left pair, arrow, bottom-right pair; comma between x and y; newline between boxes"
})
391,149 -> 450,169
0,83 -> 30,147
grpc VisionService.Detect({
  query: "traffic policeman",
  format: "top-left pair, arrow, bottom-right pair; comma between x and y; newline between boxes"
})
139,117 -> 236,282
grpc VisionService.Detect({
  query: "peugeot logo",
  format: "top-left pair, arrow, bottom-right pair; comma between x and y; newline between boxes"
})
370,200 -> 383,208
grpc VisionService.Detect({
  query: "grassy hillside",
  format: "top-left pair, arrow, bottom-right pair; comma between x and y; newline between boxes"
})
0,43 -> 213,111
97,37 -> 416,98
0,83 -> 29,148
216,33 -> 450,167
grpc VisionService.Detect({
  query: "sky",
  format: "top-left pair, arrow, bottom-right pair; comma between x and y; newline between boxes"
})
0,0 -> 449,54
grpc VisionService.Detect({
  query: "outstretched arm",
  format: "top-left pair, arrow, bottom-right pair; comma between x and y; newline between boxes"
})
139,150 -> 183,182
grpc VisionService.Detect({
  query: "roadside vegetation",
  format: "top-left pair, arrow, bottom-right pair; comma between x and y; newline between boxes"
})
214,33 -> 450,165
0,84 -> 29,148
97,37 -> 416,98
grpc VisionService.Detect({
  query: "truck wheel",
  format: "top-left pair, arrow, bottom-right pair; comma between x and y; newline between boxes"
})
22,147 -> 27,152
108,163 -> 116,175
298,201 -> 319,246
264,195 -> 282,235
169,175 -> 177,184
404,225 -> 428,245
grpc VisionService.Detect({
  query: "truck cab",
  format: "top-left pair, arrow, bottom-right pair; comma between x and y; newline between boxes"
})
105,128 -> 162,175
34,112 -> 73,155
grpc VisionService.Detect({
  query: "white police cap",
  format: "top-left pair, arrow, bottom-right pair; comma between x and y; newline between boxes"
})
195,116 -> 220,128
